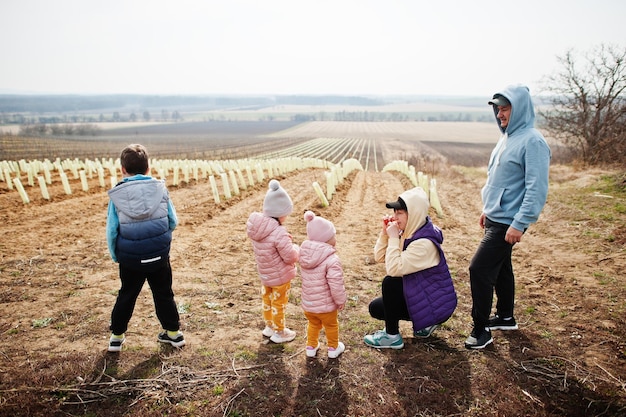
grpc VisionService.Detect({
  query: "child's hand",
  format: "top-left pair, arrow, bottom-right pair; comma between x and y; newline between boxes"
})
337,303 -> 346,311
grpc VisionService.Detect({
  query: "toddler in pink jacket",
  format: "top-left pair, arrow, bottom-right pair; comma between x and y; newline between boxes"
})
299,211 -> 347,358
246,179 -> 300,343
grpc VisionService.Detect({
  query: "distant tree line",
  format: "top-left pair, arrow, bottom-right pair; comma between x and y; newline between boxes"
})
291,111 -> 491,122
0,109 -> 183,126
19,123 -> 101,136
0,94 -> 384,114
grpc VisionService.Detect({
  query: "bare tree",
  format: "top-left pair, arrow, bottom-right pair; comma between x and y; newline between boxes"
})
539,44 -> 626,165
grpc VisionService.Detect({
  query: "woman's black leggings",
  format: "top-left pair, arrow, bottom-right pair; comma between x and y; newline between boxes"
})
368,275 -> 409,335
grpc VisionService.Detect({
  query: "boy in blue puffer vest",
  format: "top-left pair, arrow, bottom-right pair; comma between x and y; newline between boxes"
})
106,144 -> 185,352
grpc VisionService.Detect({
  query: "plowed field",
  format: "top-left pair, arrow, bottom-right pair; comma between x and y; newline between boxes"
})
1,149 -> 625,416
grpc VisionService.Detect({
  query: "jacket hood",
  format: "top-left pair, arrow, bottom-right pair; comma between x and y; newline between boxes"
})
108,177 -> 166,220
492,84 -> 535,136
299,240 -> 336,269
246,212 -> 279,241
398,187 -> 430,243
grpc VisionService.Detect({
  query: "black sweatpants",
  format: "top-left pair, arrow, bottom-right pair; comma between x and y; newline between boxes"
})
110,257 -> 180,335
469,218 -> 516,329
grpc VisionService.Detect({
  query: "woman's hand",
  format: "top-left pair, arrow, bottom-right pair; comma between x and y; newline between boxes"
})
382,215 -> 393,234
385,220 -> 400,238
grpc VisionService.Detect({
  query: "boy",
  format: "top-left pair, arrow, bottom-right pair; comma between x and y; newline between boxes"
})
106,144 -> 185,352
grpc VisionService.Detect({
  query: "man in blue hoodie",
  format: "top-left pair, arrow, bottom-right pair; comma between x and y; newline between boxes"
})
465,85 -> 551,350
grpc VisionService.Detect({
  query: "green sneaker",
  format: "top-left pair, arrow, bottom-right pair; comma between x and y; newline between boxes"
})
364,330 -> 404,349
414,324 -> 439,338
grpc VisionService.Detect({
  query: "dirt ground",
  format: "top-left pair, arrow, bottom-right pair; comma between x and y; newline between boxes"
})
0,162 -> 625,416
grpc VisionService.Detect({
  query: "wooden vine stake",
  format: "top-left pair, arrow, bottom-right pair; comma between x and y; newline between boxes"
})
38,176 -> 50,200
312,181 -> 329,207
13,178 -> 30,204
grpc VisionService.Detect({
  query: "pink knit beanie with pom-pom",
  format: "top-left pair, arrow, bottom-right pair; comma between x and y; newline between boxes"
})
304,210 -> 336,243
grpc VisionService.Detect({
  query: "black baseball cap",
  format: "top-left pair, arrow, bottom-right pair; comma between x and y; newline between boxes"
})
385,197 -> 407,211
488,94 -> 510,107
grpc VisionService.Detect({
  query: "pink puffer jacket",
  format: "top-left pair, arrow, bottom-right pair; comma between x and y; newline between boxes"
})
246,212 -> 299,287
299,240 -> 346,313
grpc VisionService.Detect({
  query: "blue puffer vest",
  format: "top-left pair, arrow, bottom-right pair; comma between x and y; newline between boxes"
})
402,217 -> 457,330
108,178 -> 172,267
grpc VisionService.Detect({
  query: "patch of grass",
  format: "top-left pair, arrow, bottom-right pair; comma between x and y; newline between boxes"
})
234,348 -> 257,361
597,174 -> 626,197
32,317 -> 53,328
197,347 -> 215,357
177,301 -> 191,313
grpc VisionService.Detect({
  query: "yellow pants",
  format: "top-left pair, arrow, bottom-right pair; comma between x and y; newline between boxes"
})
304,310 -> 339,349
261,282 -> 291,332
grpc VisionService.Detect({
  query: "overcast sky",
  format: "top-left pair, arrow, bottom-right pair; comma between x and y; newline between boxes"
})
1,0 -> 624,97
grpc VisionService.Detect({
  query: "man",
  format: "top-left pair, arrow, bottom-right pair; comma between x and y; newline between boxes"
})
465,85 -> 551,349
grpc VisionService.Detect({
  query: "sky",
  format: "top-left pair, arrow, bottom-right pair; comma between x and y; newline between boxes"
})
1,0 -> 624,97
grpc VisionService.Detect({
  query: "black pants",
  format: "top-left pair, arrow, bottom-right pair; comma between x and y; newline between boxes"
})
469,218 -> 516,329
368,276 -> 409,335
110,258 -> 180,335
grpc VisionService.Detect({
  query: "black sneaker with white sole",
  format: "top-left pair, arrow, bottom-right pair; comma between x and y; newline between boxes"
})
108,336 -> 125,352
157,331 -> 186,348
464,328 -> 493,349
488,315 -> 518,330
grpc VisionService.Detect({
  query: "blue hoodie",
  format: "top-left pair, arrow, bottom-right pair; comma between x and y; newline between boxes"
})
482,85 -> 551,231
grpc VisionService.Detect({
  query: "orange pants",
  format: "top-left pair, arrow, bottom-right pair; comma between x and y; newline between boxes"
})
261,282 -> 291,332
304,310 -> 340,349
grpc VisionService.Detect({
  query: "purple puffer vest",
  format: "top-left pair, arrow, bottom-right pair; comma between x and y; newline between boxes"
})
402,217 -> 457,330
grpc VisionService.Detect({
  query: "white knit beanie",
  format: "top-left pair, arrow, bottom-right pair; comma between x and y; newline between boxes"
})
263,179 -> 293,218
304,210 -> 336,243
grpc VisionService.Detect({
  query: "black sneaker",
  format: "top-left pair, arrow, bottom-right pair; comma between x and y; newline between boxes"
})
464,328 -> 493,349
488,315 -> 518,331
157,331 -> 186,348
108,335 -> 125,352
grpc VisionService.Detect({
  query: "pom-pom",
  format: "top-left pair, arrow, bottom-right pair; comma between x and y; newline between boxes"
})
268,179 -> 280,191
304,210 -> 315,222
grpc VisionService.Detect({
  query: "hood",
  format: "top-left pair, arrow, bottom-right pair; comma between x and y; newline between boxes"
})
246,212 -> 279,241
108,177 -> 166,220
299,240 -> 336,269
398,187 -> 430,242
492,84 -> 535,136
